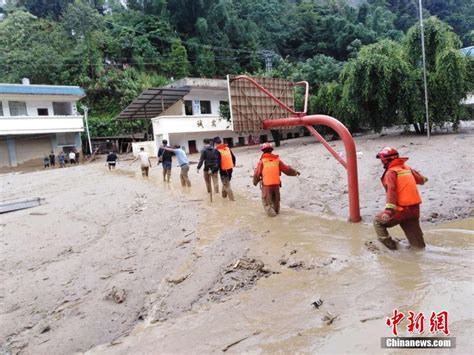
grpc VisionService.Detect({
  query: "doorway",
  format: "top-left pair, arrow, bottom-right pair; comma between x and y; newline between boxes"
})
188,140 -> 197,154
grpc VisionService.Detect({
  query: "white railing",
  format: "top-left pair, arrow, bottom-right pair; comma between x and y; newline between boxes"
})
0,115 -> 84,135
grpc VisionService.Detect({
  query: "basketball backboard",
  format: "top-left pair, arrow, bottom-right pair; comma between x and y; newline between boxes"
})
227,75 -> 295,132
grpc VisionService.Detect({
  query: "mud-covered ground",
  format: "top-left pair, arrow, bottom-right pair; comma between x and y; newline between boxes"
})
1,125 -> 473,354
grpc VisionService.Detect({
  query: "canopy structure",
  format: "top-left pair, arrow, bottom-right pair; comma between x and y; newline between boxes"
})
116,87 -> 190,120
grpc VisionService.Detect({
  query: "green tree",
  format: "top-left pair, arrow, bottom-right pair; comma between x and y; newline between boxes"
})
0,10 -> 70,83
340,39 -> 412,132
166,40 -> 190,79
292,54 -> 343,92
404,17 -> 470,132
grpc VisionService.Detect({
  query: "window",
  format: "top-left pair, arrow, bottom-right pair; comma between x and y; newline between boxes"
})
184,100 -> 193,115
200,100 -> 211,114
0,102 -> 3,116
53,102 -> 72,115
9,101 -> 27,116
57,132 -> 76,146
37,108 -> 49,116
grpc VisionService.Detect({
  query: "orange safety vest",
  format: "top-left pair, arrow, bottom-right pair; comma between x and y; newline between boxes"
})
386,164 -> 422,207
217,144 -> 234,170
261,153 -> 281,186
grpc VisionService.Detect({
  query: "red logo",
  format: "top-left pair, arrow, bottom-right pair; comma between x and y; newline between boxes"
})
429,311 -> 450,335
386,309 -> 404,336
386,309 -> 450,336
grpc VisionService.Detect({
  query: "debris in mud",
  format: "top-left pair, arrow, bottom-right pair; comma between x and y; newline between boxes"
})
360,315 -> 384,323
182,230 -> 195,238
278,250 -> 315,271
208,258 -> 275,302
311,299 -> 323,309
221,330 -> 261,352
107,286 -> 126,304
167,273 -> 192,285
177,239 -> 192,246
364,240 -> 380,253
131,194 -> 147,213
37,321 -> 51,334
322,311 -> 338,325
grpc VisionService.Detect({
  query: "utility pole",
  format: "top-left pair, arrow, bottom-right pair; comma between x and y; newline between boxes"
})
260,50 -> 274,73
418,0 -> 430,138
82,106 -> 93,155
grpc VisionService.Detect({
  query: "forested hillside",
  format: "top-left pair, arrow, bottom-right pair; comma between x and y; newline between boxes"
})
0,0 -> 472,135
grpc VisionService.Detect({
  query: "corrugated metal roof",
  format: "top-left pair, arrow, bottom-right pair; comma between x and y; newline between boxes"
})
116,87 -> 190,120
0,84 -> 85,97
460,46 -> 474,57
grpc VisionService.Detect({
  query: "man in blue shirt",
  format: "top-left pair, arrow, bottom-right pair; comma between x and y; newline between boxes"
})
162,145 -> 191,187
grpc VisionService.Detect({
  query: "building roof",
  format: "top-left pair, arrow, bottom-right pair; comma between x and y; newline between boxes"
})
0,83 -> 85,97
116,77 -> 227,120
116,87 -> 190,120
460,46 -> 474,57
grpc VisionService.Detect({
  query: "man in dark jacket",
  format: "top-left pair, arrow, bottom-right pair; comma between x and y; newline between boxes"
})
157,139 -> 174,182
197,139 -> 219,193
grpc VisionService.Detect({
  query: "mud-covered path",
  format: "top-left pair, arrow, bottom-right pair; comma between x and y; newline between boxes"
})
1,128 -> 473,354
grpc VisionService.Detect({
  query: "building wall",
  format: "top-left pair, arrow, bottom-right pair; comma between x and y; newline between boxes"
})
0,95 -> 79,117
15,135 -> 53,165
163,100 -> 183,116
0,139 -> 9,167
181,89 -> 229,116
0,132 -> 82,168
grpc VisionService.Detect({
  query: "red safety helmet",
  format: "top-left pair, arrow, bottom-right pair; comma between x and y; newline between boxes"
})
260,142 -> 274,152
376,146 -> 399,164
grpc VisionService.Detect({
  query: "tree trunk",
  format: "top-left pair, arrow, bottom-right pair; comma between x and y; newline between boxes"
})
413,123 -> 421,134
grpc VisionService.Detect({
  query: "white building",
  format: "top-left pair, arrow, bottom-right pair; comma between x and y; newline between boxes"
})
0,79 -> 85,168
118,78 -> 302,154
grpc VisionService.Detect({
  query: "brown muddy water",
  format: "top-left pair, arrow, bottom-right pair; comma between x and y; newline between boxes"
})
90,170 -> 474,354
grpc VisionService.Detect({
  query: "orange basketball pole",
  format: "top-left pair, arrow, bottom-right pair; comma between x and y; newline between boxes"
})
231,75 -> 361,223
264,116 -> 361,222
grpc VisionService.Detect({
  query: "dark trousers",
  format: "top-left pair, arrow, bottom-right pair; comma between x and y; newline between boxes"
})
373,205 -> 426,248
261,185 -> 280,216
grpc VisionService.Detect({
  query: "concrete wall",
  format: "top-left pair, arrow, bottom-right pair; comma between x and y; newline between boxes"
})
131,141 -> 157,157
15,135 -> 52,165
0,95 -> 79,117
0,139 -> 9,167
163,100 -> 183,116
0,132 -> 82,168
0,95 -> 83,136
181,89 -> 228,116
0,116 -> 84,135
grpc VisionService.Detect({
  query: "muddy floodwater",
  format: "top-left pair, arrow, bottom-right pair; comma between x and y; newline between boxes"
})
1,131 -> 473,354
91,191 -> 474,354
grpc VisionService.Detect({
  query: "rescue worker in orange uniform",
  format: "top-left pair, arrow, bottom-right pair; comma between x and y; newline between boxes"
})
253,142 -> 300,216
214,137 -> 236,201
374,147 -> 428,250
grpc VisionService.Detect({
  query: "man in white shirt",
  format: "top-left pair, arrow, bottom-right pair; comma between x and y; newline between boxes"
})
69,151 -> 76,164
131,147 -> 151,177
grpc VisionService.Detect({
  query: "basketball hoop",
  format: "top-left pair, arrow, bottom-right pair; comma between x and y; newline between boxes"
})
227,75 -> 361,223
